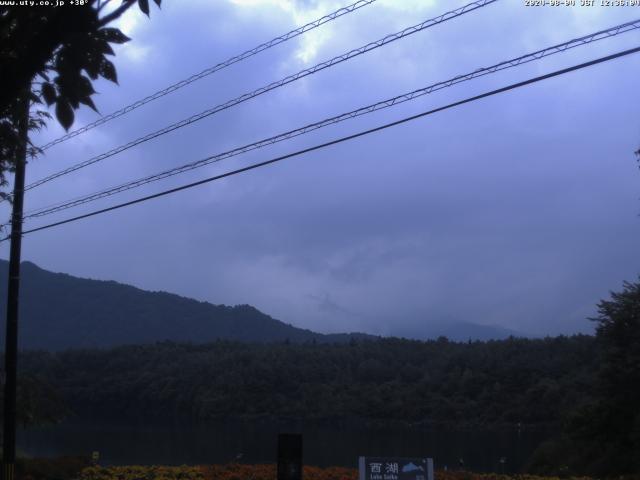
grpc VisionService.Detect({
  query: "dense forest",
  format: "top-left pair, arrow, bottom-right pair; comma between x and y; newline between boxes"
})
18,335 -> 597,428
5,272 -> 639,476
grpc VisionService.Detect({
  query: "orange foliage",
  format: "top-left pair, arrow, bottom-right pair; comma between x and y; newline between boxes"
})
198,464 -> 357,480
74,463 -> 608,480
434,472 -> 593,480
196,465 -> 597,480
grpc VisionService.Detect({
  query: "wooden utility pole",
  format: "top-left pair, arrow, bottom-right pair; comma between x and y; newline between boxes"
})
2,90 -> 29,480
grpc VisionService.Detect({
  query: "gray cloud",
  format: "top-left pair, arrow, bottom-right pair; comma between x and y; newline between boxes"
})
3,0 -> 639,338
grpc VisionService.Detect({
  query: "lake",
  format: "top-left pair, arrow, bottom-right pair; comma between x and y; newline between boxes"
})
18,419 -> 551,473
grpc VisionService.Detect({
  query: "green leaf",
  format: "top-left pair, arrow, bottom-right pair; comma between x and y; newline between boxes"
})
99,58 -> 118,84
84,54 -> 101,80
41,82 -> 56,106
138,0 -> 149,16
99,27 -> 130,44
95,39 -> 115,56
78,75 -> 96,97
35,110 -> 52,120
79,96 -> 98,113
55,99 -> 74,131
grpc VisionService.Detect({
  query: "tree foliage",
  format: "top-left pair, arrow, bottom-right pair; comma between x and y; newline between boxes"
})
19,335 -> 598,429
579,279 -> 640,474
528,279 -> 640,476
0,373 -> 67,427
0,0 -> 160,194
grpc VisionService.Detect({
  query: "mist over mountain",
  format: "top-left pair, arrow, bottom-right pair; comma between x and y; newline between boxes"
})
0,260 -> 524,350
395,320 -> 524,342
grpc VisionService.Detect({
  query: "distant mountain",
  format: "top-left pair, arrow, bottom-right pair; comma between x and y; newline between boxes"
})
0,260 -> 524,350
0,260 -> 373,350
396,320 -> 524,342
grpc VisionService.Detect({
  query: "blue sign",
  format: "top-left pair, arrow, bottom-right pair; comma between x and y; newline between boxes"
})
359,457 -> 434,480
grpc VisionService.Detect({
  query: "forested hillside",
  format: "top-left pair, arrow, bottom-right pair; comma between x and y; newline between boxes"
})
19,335 -> 596,428
0,260 -> 522,349
0,261 -> 372,349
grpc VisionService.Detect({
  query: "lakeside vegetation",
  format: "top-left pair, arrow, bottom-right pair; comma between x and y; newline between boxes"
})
10,279 -> 640,477
17,460 -> 609,480
18,335 -> 596,428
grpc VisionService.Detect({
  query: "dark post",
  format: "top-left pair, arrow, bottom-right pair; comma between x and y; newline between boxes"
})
2,91 -> 29,480
277,433 -> 303,480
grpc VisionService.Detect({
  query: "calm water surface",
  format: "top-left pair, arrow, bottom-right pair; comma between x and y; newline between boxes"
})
18,420 -> 550,473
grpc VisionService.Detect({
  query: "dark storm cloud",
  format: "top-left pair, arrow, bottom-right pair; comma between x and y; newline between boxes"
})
3,0 -> 639,337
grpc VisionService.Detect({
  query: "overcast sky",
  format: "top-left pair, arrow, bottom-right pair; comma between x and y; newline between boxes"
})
2,0 -> 639,337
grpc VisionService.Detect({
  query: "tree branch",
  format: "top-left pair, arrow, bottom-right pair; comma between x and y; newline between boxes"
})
98,0 -> 135,27
97,0 -> 114,14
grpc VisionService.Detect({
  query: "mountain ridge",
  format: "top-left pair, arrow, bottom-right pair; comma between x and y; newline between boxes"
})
0,260 -> 522,350
0,260 -> 375,350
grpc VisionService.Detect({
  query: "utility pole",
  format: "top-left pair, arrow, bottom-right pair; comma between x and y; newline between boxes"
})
2,90 -> 30,480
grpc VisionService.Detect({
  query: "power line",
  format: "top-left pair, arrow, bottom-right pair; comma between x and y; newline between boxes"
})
35,0 -> 380,152
8,45 -> 639,241
19,17 -> 640,221
16,0 -> 497,197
